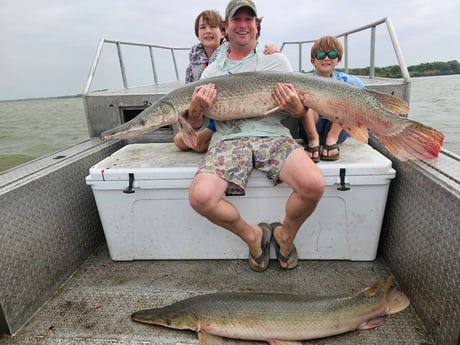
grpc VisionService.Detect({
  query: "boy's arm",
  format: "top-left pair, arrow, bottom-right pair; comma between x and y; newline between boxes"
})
184,83 -> 217,128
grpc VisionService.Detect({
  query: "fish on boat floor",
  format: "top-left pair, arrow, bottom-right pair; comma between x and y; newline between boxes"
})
0,245 -> 432,345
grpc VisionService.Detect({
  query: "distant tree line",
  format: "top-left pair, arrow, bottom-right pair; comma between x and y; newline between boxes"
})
6,61 -> 457,102
336,60 -> 459,78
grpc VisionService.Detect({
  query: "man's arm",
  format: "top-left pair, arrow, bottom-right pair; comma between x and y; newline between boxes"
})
272,83 -> 307,118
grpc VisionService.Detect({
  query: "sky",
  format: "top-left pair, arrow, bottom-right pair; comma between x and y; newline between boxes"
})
1,0 -> 459,101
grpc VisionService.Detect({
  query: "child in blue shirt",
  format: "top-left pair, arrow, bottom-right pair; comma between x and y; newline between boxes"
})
300,36 -> 364,162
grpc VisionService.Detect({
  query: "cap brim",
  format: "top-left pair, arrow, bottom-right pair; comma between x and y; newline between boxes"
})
228,5 -> 257,18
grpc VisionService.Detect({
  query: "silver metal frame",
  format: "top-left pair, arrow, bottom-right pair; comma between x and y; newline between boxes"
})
84,39 -> 190,94
280,17 -> 410,83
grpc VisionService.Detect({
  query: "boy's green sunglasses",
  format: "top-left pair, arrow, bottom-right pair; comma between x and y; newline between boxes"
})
314,51 -> 339,60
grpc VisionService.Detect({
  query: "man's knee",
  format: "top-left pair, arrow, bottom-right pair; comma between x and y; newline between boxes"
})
189,187 -> 207,214
300,171 -> 325,201
189,176 -> 223,215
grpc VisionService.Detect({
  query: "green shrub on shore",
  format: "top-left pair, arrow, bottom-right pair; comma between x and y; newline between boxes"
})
334,60 -> 459,78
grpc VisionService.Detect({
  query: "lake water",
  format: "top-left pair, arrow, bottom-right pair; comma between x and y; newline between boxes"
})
0,74 -> 459,172
0,98 -> 88,172
407,74 -> 459,156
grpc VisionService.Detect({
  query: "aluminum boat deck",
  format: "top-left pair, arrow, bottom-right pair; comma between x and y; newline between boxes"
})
0,245 -> 431,345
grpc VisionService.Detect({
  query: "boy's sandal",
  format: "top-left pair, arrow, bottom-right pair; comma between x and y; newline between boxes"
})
304,145 -> 321,163
320,143 -> 340,161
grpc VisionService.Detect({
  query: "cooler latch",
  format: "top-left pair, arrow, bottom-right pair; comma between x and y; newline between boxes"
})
337,168 -> 350,191
123,173 -> 135,194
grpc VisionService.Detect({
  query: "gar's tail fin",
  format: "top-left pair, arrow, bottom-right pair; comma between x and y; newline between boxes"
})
384,276 -> 410,315
374,120 -> 444,161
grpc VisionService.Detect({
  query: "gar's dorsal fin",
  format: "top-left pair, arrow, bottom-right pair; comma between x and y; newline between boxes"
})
366,89 -> 409,116
363,279 -> 383,297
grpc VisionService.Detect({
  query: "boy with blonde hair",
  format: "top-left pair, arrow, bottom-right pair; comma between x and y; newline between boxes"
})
301,36 -> 364,162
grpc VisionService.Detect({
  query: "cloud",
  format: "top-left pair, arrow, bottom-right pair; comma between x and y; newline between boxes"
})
1,0 -> 459,100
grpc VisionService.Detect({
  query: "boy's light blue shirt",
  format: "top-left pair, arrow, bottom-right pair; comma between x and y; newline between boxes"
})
201,43 -> 294,148
315,70 -> 365,88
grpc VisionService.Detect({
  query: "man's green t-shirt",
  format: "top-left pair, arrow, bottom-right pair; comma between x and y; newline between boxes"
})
201,43 -> 294,148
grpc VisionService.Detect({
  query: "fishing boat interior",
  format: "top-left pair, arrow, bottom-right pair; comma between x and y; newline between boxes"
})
0,17 -> 458,345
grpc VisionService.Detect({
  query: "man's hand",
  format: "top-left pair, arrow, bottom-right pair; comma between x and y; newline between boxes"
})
187,83 -> 217,128
273,83 -> 307,118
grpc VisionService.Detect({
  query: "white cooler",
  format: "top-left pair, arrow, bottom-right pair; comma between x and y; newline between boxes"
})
86,140 -> 395,261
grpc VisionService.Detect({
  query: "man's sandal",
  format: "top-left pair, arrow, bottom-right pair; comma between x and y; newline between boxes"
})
270,222 -> 298,270
248,223 -> 272,272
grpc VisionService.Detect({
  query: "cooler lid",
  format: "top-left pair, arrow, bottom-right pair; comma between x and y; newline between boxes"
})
318,139 -> 395,177
88,140 -> 395,182
88,143 -> 201,181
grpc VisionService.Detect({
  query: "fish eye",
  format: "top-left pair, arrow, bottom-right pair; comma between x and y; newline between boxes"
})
166,318 -> 172,326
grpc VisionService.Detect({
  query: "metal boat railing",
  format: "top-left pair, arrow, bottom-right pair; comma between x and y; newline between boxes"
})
84,17 -> 409,95
83,38 -> 190,94
281,17 -> 410,83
